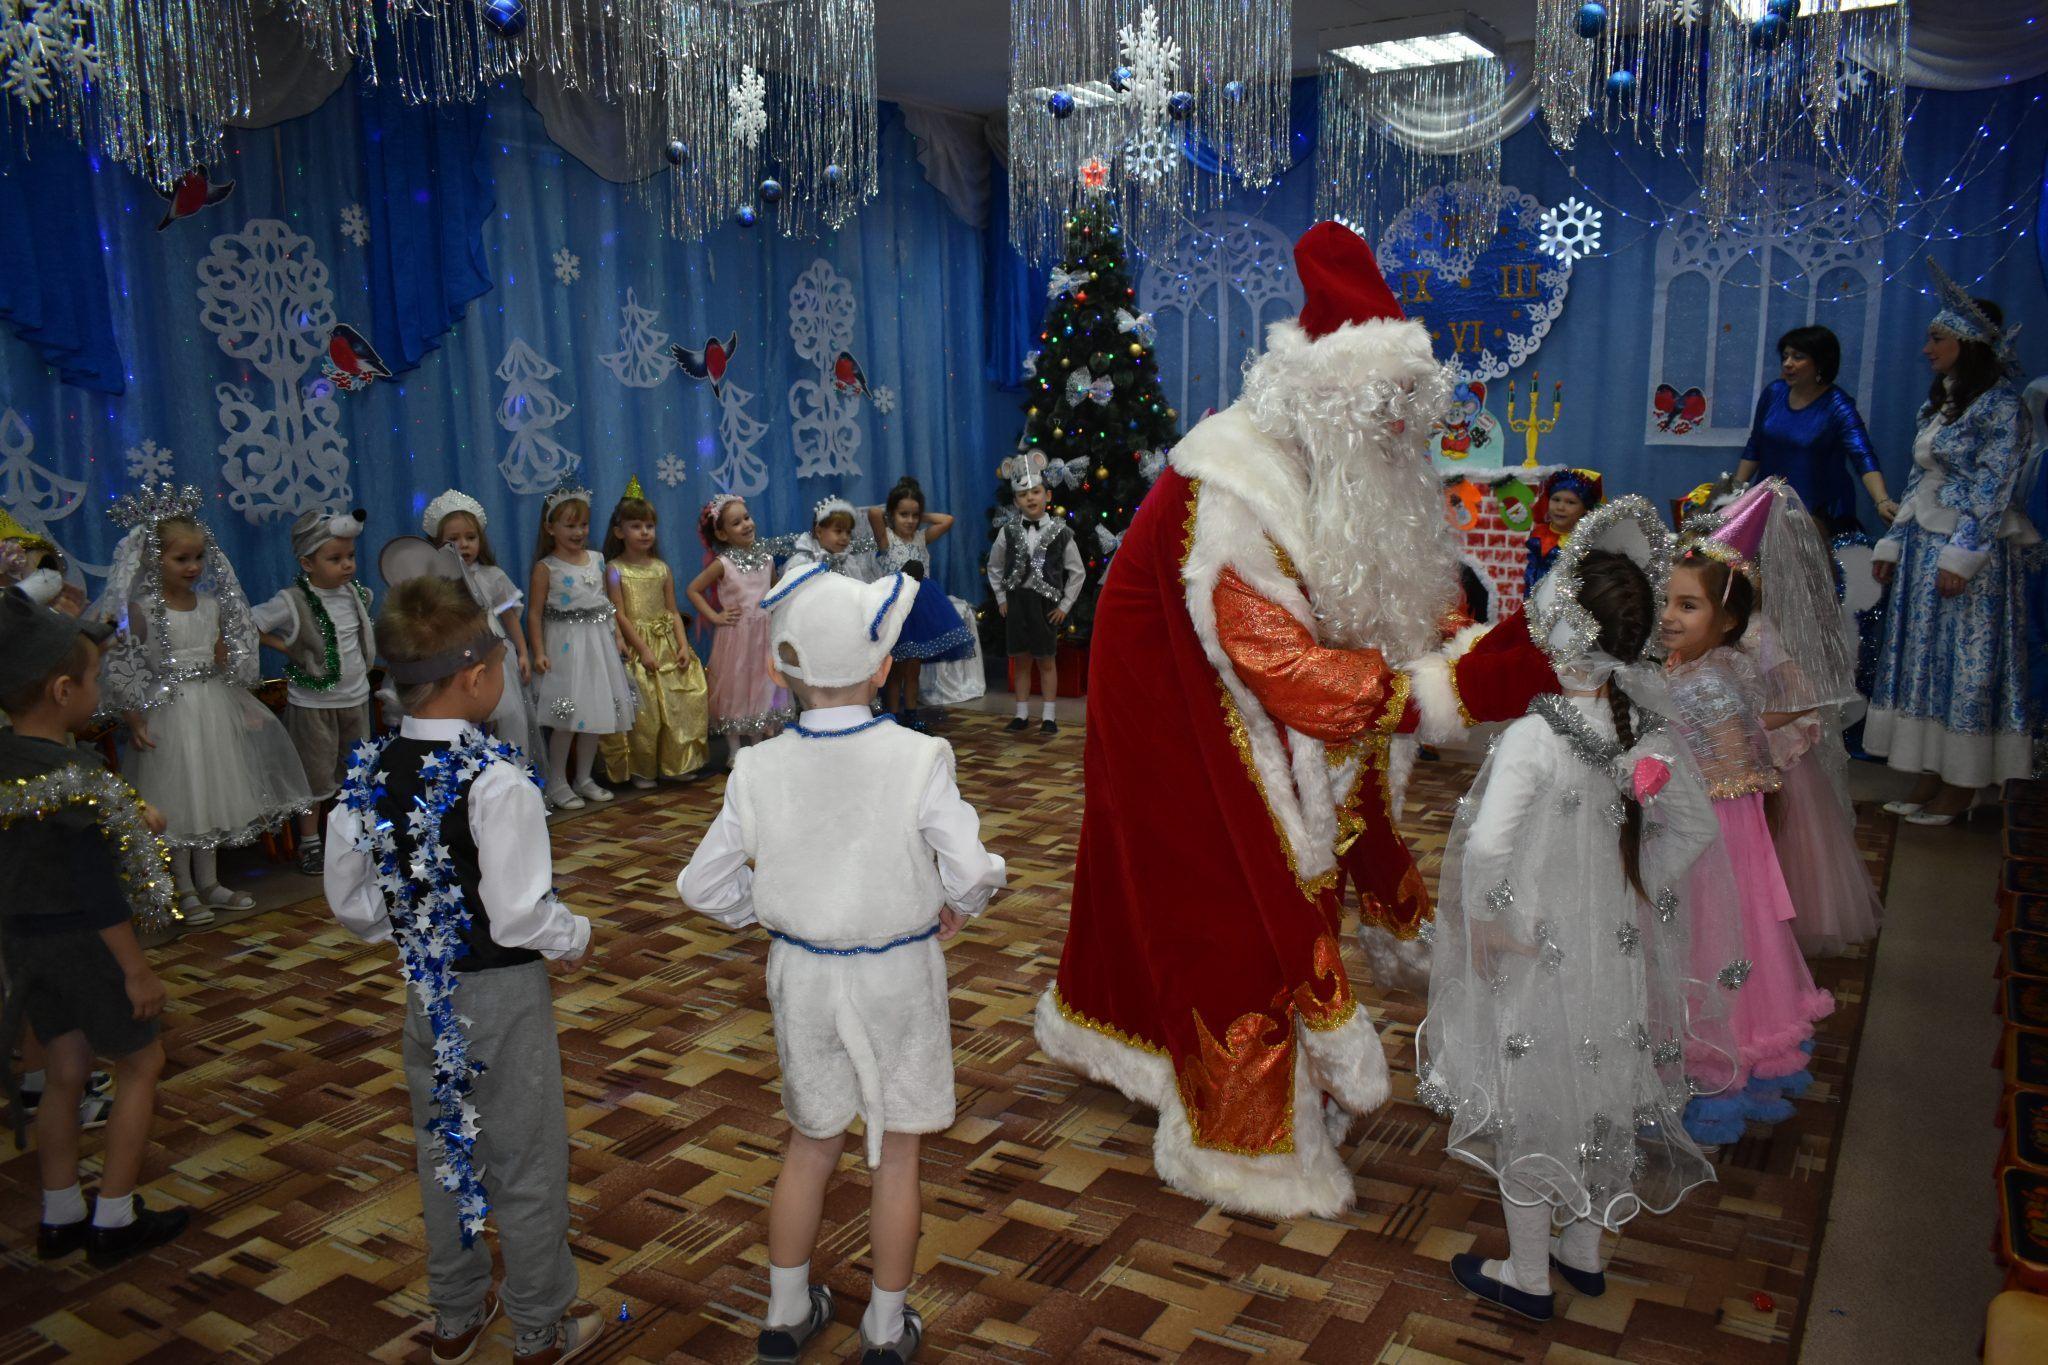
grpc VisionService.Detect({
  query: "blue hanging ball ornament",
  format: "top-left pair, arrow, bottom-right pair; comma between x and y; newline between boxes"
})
736,205 -> 758,228
664,140 -> 688,167
1750,13 -> 1785,49
1605,68 -> 1635,101
1048,90 -> 1076,120
481,0 -> 526,38
1223,79 -> 1246,103
1167,91 -> 1195,120
1576,2 -> 1607,39
759,177 -> 784,203
823,163 -> 845,186
1110,66 -> 1133,93
1768,0 -> 1800,16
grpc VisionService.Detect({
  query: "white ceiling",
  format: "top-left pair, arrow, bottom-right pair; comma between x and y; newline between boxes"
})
873,1 -> 1540,115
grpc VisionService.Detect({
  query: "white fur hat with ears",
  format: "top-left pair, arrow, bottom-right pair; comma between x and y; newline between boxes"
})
762,564 -> 919,688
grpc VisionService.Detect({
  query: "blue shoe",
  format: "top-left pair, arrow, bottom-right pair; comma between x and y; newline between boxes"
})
1549,1254 -> 1607,1297
1451,1252 -> 1554,1322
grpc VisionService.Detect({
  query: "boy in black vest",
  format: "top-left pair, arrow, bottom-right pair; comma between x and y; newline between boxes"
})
988,455 -> 1085,735
324,572 -> 601,1365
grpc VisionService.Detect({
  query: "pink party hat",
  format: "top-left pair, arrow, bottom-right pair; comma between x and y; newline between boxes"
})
1686,478 -> 1777,578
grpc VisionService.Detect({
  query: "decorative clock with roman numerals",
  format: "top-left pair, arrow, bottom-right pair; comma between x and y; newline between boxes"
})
1375,183 -> 1573,387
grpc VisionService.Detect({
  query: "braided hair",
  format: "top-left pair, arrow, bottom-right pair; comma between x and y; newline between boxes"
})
1577,550 -> 1656,899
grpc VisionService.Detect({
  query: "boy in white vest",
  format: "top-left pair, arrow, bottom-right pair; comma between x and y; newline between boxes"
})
678,564 -> 1006,1365
252,508 -> 376,874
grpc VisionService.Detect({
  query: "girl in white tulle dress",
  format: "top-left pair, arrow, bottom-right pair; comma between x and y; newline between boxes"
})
92,488 -> 311,921
527,482 -> 636,810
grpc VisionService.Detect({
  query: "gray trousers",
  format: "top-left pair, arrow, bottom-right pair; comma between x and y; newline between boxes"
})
402,959 -> 576,1340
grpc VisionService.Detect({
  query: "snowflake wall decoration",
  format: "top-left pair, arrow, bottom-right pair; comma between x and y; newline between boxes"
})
869,386 -> 895,415
730,64 -> 768,149
655,453 -> 688,487
0,0 -> 99,112
339,203 -> 369,247
124,438 -> 174,483
552,247 -> 581,285
1538,197 -> 1603,267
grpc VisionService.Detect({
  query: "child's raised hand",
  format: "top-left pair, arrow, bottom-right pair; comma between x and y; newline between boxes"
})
126,711 -> 155,750
937,906 -> 967,941
716,607 -> 741,627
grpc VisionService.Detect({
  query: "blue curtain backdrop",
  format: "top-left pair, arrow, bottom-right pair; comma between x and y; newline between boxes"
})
0,78 -> 998,603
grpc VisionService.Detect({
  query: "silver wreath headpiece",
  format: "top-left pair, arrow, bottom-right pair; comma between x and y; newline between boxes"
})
1525,493 -> 1674,674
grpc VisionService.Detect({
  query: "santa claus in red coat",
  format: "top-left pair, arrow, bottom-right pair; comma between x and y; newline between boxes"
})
1034,222 -> 1560,1218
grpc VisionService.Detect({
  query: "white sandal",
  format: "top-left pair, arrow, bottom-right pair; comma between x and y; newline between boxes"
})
197,884 -> 255,911
177,893 -> 217,927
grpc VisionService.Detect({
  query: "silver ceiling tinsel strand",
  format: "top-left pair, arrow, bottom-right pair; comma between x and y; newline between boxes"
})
1314,41 -> 1505,242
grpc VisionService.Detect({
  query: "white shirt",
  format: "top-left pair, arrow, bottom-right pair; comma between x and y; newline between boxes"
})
986,517 -> 1086,610
324,716 -> 591,960
252,582 -> 372,708
677,705 -> 1007,929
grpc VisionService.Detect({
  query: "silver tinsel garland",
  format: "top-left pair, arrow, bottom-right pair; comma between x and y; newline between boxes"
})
0,766 -> 179,936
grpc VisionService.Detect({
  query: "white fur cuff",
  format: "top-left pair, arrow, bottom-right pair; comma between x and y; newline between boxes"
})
1870,537 -> 1903,565
1937,543 -> 1988,579
1405,654 -> 1465,745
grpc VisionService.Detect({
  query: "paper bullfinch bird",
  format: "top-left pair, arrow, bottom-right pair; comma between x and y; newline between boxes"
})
831,350 -> 869,398
154,165 -> 236,231
323,325 -> 392,392
1653,383 -> 1707,435
670,332 -> 738,390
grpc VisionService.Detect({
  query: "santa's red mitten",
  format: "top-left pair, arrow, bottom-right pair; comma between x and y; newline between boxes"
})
1447,610 -> 1561,724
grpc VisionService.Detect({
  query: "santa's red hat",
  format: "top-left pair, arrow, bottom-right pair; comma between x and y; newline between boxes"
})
1293,221 -> 1406,340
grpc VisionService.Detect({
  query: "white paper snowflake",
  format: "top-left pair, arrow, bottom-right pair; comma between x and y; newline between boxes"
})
1117,5 -> 1181,126
1647,0 -> 1704,25
655,453 -> 688,488
339,203 -> 369,247
869,386 -> 896,415
1833,59 -> 1870,107
124,438 -> 174,483
1,0 -> 98,111
1538,197 -> 1603,267
730,64 -> 768,149
552,247 -> 581,285
1125,136 -> 1178,187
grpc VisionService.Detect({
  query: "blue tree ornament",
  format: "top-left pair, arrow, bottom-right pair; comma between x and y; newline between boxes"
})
760,178 -> 784,203
1167,91 -> 1195,119
823,163 -> 845,186
1576,3 -> 1608,40
1751,13 -> 1786,49
664,140 -> 688,167
1605,68 -> 1635,100
1111,66 -> 1133,93
1048,90 -> 1076,119
736,205 -> 758,227
1223,79 -> 1246,102
481,0 -> 526,38
1768,0 -> 1800,17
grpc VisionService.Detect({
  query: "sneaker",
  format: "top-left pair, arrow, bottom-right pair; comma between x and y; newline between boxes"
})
431,1289 -> 502,1365
77,1091 -> 113,1131
1449,1252 -> 1553,1323
547,787 -> 586,812
296,841 -> 325,876
573,779 -> 614,804
37,1216 -> 89,1260
859,1304 -> 924,1364
513,1301 -> 603,1365
1040,719 -> 1058,736
757,1285 -> 834,1363
86,1197 -> 190,1269
1005,716 -> 1030,732
20,1071 -> 112,1116
1549,1254 -> 1606,1298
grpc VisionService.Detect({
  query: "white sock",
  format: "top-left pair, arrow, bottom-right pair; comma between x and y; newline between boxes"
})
193,847 -> 219,890
862,1284 -> 907,1345
1553,1219 -> 1605,1273
766,1261 -> 812,1328
22,1069 -> 45,1093
92,1191 -> 136,1229
1041,699 -> 1057,721
573,735 -> 598,787
1014,699 -> 1030,720
173,848 -> 196,896
546,729 -> 575,790
1498,1197 -> 1554,1295
43,1183 -> 87,1225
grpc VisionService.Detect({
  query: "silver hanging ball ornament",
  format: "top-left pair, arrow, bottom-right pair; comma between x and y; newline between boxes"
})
664,140 -> 688,167
759,178 -> 784,203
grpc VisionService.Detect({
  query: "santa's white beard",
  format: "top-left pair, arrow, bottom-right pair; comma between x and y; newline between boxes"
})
1297,422 -> 1461,660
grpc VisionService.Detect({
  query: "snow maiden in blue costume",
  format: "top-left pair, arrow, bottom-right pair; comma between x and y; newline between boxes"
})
1867,262 -> 2037,823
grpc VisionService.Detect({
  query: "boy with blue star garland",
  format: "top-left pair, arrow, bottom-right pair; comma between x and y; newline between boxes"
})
678,564 -> 1006,1365
324,569 -> 602,1365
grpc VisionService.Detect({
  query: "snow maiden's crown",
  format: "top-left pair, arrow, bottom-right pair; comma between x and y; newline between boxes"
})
1928,257 -> 2023,379
110,482 -> 204,531
422,488 -> 488,536
811,494 -> 856,525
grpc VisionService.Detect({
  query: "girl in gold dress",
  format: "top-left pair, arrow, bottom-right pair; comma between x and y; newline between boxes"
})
601,480 -> 710,785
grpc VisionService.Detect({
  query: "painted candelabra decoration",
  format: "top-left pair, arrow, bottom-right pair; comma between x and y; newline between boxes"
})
1507,372 -> 1562,468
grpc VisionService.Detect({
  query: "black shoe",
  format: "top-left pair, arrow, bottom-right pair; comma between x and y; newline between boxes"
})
297,841 -> 324,876
860,1305 -> 923,1364
1450,1252 -> 1553,1322
1005,717 -> 1030,732
37,1216 -> 89,1260
1040,719 -> 1058,736
86,1197 -> 190,1268
756,1284 -> 833,1364
1549,1254 -> 1607,1297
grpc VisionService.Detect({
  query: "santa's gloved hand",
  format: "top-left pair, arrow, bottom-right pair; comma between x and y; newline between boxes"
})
1447,608 -> 1560,724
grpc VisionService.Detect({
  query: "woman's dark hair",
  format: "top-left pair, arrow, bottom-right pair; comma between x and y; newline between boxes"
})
1674,548 -> 1755,645
1778,325 -> 1841,385
1930,297 -> 2006,420
885,477 -> 925,522
1579,550 -> 1655,900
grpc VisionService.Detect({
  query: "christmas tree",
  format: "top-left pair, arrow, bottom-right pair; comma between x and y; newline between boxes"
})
998,202 -> 1180,646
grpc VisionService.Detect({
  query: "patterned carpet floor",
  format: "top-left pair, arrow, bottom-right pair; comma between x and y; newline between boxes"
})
1,711 -> 1893,1363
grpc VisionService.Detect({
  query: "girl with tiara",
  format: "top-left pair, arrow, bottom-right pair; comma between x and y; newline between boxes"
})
1525,467 -> 1604,594
1422,496 -> 1740,1323
1660,483 -> 1836,1145
786,493 -> 877,581
688,494 -> 791,754
599,477 -> 710,787
91,484 -> 312,921
528,480 -> 636,810
422,488 -> 543,764
868,477 -> 973,731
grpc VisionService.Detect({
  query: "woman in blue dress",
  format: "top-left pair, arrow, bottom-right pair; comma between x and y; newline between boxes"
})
1736,325 -> 1898,536
1868,271 -> 2037,824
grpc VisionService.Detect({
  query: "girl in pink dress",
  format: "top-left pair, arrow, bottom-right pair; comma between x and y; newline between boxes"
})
1662,514 -> 1835,1145
687,495 -> 791,758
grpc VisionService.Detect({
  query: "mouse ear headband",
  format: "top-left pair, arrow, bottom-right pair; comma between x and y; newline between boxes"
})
377,536 -> 502,685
